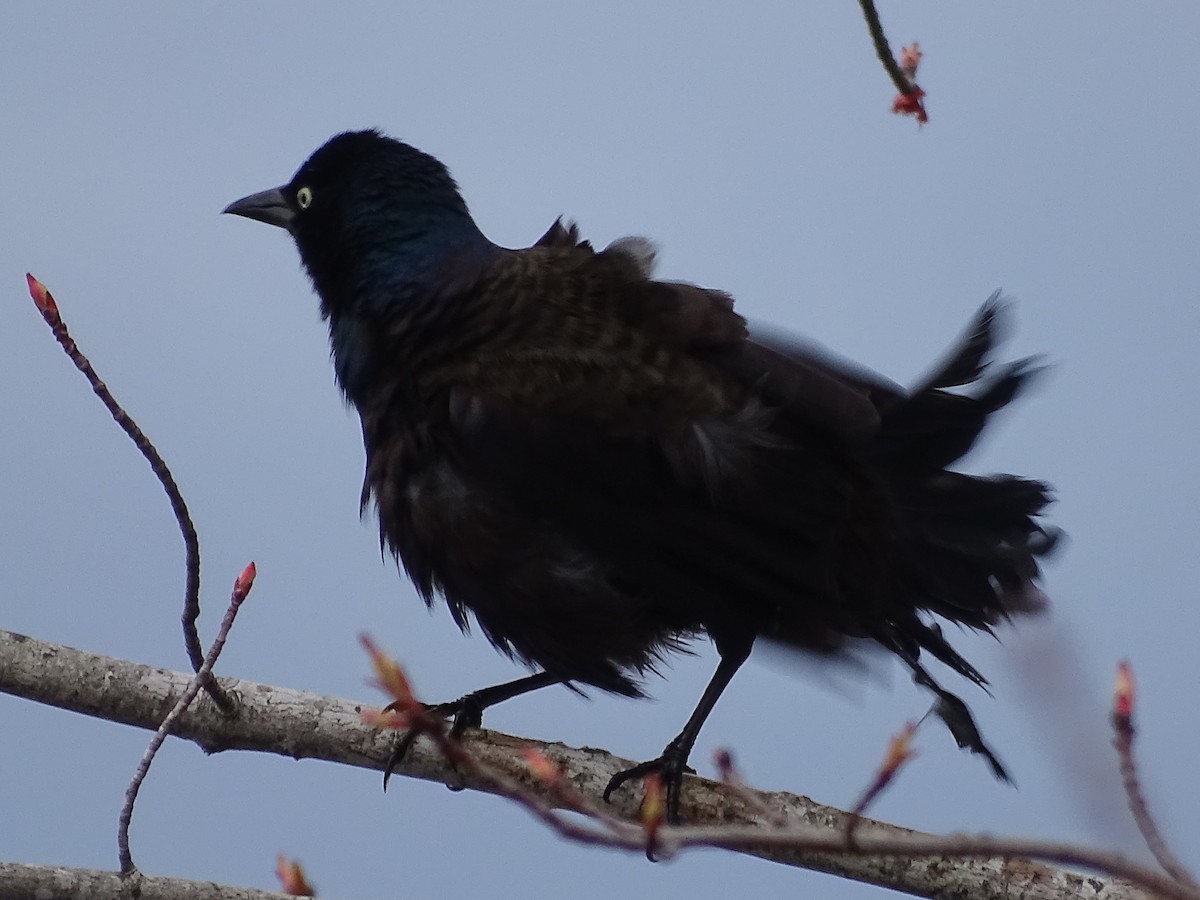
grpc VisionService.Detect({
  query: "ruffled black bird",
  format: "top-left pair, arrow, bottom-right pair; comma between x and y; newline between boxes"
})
225,130 -> 1057,819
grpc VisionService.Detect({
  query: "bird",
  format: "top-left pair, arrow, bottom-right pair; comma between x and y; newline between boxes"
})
224,129 -> 1057,819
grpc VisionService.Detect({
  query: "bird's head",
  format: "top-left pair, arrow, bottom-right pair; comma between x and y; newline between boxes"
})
224,130 -> 488,318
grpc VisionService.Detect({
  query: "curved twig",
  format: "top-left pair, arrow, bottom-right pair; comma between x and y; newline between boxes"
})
857,0 -> 916,95
117,564 -> 254,873
24,275 -> 232,713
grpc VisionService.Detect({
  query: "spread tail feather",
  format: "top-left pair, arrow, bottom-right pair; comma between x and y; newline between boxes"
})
870,298 -> 1057,774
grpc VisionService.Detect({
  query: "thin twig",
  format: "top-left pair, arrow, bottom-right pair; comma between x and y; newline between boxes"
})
431,719 -> 638,848
446,734 -> 1198,899
1112,660 -> 1197,888
524,747 -> 633,835
364,654 -> 1190,899
430,727 -> 1197,900
117,563 -> 254,873
857,0 -> 916,95
714,748 -> 787,827
845,720 -> 918,841
24,275 -> 232,712
362,647 -> 641,845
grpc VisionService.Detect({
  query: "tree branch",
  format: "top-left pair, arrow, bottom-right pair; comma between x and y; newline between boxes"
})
1,628 -> 1179,899
0,861 -> 296,900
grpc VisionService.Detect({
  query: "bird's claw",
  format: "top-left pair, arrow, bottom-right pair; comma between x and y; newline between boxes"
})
382,695 -> 486,790
602,745 -> 696,823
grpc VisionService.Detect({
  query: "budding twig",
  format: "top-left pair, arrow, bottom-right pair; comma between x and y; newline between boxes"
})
117,563 -> 254,874
523,748 -> 629,834
275,855 -> 315,897
857,0 -> 918,96
1111,659 -> 1197,888
845,721 -> 918,841
714,748 -> 787,827
25,274 -> 230,712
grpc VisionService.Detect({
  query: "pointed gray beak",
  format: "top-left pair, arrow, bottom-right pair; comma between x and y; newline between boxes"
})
222,187 -> 295,231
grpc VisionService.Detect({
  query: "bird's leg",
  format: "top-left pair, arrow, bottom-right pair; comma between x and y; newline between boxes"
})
604,634 -> 752,822
384,671 -> 564,788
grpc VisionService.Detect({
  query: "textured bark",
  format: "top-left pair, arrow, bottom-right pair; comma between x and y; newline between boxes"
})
0,629 -> 1171,900
0,862 -> 295,900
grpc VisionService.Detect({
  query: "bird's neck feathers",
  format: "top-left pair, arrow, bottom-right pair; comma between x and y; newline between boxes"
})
300,195 -> 491,309
307,202 -> 496,406
353,209 -> 492,311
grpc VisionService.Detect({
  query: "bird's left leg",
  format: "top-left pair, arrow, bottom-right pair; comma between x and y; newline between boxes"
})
384,670 -> 565,787
603,633 -> 753,822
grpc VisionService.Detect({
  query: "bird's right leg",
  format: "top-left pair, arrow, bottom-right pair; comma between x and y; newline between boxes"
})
384,670 -> 564,787
603,632 -> 753,823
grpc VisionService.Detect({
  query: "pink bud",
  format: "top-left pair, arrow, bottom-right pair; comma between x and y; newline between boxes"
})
26,273 -> 59,316
233,561 -> 257,601
1114,659 -> 1135,719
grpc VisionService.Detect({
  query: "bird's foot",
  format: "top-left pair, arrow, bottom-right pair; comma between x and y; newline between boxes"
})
382,693 -> 485,790
603,739 -> 695,824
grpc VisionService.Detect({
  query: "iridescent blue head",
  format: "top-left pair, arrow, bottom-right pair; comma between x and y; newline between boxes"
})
224,130 -> 493,320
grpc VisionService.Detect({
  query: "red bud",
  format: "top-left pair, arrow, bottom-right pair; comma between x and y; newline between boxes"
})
1114,659 -> 1135,720
641,773 -> 666,836
899,42 -> 923,77
26,273 -> 59,317
233,561 -> 256,601
892,86 -> 928,124
713,748 -> 735,781
275,855 -> 315,896
360,633 -> 418,710
879,721 -> 918,778
523,747 -> 562,785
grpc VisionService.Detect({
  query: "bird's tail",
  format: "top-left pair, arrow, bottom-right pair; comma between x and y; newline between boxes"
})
865,296 -> 1059,778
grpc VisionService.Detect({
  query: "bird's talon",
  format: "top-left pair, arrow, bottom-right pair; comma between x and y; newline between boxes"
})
447,697 -> 484,738
383,730 -> 419,790
603,751 -> 694,821
382,696 -> 481,790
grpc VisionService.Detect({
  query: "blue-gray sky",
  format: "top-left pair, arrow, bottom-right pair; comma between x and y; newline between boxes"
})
3,5 -> 1198,898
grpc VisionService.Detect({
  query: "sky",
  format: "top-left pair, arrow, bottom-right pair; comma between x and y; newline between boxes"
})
3,4 -> 1199,898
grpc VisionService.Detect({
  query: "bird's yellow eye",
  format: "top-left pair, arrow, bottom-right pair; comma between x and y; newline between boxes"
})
296,186 -> 313,209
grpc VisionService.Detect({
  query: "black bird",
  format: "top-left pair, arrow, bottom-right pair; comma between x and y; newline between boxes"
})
225,130 -> 1056,818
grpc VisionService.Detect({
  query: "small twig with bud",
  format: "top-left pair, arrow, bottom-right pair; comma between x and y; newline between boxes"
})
354,642 -> 1200,899
360,633 -> 475,778
714,749 -> 787,827
522,748 -> 629,835
275,855 -> 315,897
360,638 -> 646,849
1112,660 -> 1197,888
640,773 -> 667,860
845,721 -> 918,842
117,562 -> 255,874
857,1 -> 927,123
24,274 -> 230,712
890,44 -> 927,124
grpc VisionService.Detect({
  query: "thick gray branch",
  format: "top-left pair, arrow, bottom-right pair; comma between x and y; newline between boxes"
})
0,629 -> 1163,900
0,861 -> 294,900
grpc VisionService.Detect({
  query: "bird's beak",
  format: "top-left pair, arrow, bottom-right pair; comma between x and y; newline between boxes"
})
222,187 -> 295,231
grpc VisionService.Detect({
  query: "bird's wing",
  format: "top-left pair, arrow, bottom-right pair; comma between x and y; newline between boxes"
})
526,222 -> 895,441
427,239 -> 890,645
